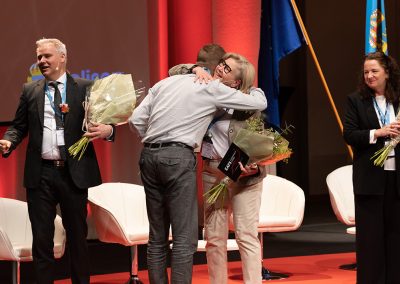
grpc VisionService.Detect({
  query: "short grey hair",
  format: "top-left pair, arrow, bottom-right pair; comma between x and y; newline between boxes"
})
36,38 -> 67,56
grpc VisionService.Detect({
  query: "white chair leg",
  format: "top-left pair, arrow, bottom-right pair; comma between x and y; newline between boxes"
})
127,245 -> 142,284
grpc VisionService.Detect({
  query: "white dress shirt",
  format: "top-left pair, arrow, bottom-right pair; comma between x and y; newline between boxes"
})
41,73 -> 67,160
207,109 -> 233,159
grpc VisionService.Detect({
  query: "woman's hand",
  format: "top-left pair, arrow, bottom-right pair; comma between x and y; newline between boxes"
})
193,67 -> 213,84
374,121 -> 400,139
238,162 -> 259,177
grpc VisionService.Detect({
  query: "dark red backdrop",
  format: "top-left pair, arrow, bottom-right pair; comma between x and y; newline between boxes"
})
0,0 -> 261,199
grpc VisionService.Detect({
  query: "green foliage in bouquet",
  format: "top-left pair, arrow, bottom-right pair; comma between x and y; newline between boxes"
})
204,117 -> 294,205
371,136 -> 400,167
204,176 -> 230,207
371,112 -> 400,167
240,117 -> 294,165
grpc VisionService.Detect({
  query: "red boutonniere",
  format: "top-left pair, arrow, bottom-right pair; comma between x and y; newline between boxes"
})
60,103 -> 69,114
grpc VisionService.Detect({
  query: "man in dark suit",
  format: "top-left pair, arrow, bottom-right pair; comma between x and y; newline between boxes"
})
0,38 -> 114,284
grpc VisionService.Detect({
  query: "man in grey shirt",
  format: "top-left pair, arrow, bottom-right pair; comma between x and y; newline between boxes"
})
129,52 -> 266,284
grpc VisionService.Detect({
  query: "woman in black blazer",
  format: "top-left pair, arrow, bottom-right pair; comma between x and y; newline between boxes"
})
343,52 -> 400,284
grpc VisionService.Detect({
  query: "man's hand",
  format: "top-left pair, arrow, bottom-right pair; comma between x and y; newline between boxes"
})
193,67 -> 213,84
0,139 -> 11,154
84,123 -> 113,141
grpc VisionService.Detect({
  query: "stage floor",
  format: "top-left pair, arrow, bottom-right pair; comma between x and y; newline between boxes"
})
55,252 -> 357,283
1,196 -> 356,283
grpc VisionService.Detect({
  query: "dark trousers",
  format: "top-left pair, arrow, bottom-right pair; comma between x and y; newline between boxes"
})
355,171 -> 400,284
26,163 -> 89,284
139,146 -> 198,284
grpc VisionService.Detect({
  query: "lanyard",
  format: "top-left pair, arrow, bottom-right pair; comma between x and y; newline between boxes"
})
373,97 -> 389,126
45,81 -> 67,121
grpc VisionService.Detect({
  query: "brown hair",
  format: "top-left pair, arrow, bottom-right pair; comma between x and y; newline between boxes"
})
358,51 -> 400,103
196,44 -> 225,75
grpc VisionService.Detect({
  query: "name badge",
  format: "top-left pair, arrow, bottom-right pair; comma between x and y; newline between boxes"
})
56,129 -> 65,146
201,141 -> 213,159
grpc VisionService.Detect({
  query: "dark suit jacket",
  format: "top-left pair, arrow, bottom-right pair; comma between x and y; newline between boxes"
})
3,74 -> 102,189
343,91 -> 400,195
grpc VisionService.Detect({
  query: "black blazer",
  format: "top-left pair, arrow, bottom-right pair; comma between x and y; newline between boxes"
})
343,91 -> 400,195
3,74 -> 102,189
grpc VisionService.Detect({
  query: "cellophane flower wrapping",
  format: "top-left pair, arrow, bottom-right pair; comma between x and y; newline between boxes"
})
204,117 -> 293,205
68,74 -> 137,160
371,111 -> 400,167
233,128 -> 274,163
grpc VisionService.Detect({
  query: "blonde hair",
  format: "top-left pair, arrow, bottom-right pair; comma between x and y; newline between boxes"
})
222,52 -> 255,93
36,38 -> 67,57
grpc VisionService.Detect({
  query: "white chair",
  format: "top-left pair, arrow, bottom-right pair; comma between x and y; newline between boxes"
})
326,165 -> 356,270
257,175 -> 305,280
326,165 -> 355,227
88,183 -> 149,284
0,198 -> 66,284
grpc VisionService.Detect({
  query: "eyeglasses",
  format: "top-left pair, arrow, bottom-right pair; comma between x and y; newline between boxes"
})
218,59 -> 232,74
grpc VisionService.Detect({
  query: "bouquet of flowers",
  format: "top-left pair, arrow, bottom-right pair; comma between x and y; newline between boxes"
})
204,117 -> 293,205
69,74 -> 142,160
371,112 -> 400,166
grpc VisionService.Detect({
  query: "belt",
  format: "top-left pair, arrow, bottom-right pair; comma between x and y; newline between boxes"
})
42,159 -> 65,168
143,142 -> 193,150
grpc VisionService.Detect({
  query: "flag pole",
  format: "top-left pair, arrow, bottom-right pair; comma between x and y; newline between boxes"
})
289,0 -> 353,159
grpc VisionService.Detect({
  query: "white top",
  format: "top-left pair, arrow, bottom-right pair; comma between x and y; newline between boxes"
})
41,73 -> 66,160
207,108 -> 233,159
129,74 -> 267,149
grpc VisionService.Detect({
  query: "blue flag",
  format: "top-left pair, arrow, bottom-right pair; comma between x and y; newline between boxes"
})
258,0 -> 305,127
365,0 -> 387,54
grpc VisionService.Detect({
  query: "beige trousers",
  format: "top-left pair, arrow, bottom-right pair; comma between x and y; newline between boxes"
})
202,160 -> 262,284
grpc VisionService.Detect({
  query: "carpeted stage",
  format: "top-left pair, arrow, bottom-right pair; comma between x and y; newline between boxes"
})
1,196 -> 357,283
55,252 -> 356,283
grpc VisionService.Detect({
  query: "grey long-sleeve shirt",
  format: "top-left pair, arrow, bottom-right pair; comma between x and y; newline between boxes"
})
129,74 -> 267,149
